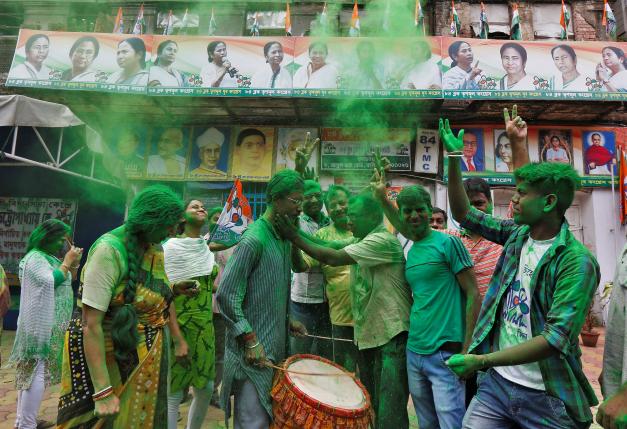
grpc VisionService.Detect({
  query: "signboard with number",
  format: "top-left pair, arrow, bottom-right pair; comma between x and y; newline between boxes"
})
414,129 -> 439,174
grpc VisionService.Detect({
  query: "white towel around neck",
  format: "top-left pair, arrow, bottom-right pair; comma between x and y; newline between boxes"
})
163,236 -> 215,284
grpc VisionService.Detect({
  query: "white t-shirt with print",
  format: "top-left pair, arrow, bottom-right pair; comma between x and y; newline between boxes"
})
494,236 -> 555,391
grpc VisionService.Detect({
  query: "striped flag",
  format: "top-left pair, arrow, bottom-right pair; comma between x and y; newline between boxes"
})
208,8 -> 217,36
163,10 -> 173,35
113,7 -> 124,34
602,0 -> 617,40
479,2 -> 489,39
349,1 -> 360,37
132,4 -> 145,35
319,2 -> 329,31
251,12 -> 260,36
209,179 -> 253,246
510,3 -> 522,40
415,0 -> 426,35
559,0 -> 570,40
285,2 -> 292,36
450,0 -> 461,36
180,8 -> 189,35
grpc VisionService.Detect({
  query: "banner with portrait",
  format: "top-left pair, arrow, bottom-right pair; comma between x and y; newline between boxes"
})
230,126 -> 275,181
275,128 -> 320,173
320,128 -> 411,172
443,124 -> 626,187
7,29 -> 153,94
7,30 -> 626,101
441,38 -> 627,101
0,198 -> 77,275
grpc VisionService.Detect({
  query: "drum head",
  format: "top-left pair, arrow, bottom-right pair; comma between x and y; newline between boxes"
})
287,358 -> 366,410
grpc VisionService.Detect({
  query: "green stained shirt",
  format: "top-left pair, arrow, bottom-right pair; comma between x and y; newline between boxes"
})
405,230 -> 473,354
461,207 -> 600,425
343,225 -> 412,350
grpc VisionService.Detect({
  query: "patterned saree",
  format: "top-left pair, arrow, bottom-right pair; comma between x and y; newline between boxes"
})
56,235 -> 173,429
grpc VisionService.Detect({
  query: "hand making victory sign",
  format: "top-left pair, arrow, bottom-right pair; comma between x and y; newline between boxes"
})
438,118 -> 465,153
294,132 -> 320,176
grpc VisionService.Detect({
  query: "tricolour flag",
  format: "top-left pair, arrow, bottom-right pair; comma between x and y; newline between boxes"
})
163,10 -> 173,35
415,0 -> 426,35
180,8 -> 189,35
510,3 -> 522,40
450,0 -> 461,36
113,7 -> 124,34
208,8 -> 217,36
285,2 -> 292,36
349,1 -> 360,37
132,4 -> 145,35
251,12 -> 260,36
602,0 -> 617,40
559,0 -> 570,40
479,2 -> 489,39
209,179 -> 254,246
319,2 -> 329,31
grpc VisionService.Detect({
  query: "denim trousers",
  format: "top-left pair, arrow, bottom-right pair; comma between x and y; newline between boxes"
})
359,332 -> 410,429
406,348 -> 466,429
289,300 -> 332,359
462,369 -> 590,429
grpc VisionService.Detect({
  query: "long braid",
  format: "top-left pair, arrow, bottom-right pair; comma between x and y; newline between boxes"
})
110,184 -> 184,361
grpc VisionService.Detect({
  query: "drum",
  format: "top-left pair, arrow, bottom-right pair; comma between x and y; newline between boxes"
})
270,354 -> 373,429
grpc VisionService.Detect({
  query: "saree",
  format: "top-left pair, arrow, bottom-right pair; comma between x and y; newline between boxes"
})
56,234 -> 173,429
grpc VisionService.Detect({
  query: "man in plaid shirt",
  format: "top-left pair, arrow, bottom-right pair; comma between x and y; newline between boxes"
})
442,107 -> 600,429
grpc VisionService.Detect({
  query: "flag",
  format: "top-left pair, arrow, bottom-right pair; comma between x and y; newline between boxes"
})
450,0 -> 461,36
349,1 -> 360,37
251,12 -> 260,36
479,2 -> 489,39
209,179 -> 254,246
382,0 -> 391,33
163,9 -> 173,35
285,2 -> 292,36
602,0 -> 617,40
132,4 -> 145,35
113,7 -> 124,34
208,8 -> 217,36
319,2 -> 329,31
415,0 -> 426,35
620,149 -> 627,224
559,0 -> 570,40
510,3 -> 522,40
180,8 -> 189,35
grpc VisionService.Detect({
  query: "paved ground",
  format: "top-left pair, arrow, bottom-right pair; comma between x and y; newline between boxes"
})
0,329 -> 605,428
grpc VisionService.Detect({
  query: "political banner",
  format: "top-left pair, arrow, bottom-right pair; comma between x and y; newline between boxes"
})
0,198 -> 77,274
7,29 -> 153,94
7,30 -> 626,101
442,125 -> 626,187
414,129 -> 440,174
441,38 -> 627,101
320,128 -> 411,172
209,179 -> 253,246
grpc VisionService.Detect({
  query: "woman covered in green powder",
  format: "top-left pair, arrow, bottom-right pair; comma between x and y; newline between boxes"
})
9,219 -> 82,429
163,199 -> 218,429
56,185 -> 186,429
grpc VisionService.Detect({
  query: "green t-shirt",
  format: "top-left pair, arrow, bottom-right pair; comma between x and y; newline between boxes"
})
405,230 -> 473,354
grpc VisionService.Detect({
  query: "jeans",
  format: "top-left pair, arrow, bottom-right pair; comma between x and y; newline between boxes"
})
406,348 -> 466,429
360,332 -> 409,429
462,369 -> 590,429
15,360 -> 45,429
330,324 -> 364,372
212,312 -> 226,404
289,300 -> 332,359
233,377 -> 270,429
167,380 -> 215,429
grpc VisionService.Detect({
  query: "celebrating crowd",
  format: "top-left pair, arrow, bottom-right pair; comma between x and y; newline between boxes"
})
2,107 -> 626,429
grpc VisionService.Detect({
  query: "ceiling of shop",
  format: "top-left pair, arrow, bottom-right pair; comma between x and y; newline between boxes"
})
7,87 -> 626,129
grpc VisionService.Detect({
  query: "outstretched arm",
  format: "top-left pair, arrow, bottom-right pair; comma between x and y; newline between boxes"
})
440,118 -> 471,223
370,150 -> 409,237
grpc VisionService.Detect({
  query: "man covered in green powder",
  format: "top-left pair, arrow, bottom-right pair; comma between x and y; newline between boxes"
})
289,179 -> 332,358
217,169 -> 307,429
276,193 -> 412,429
442,108 -> 601,428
